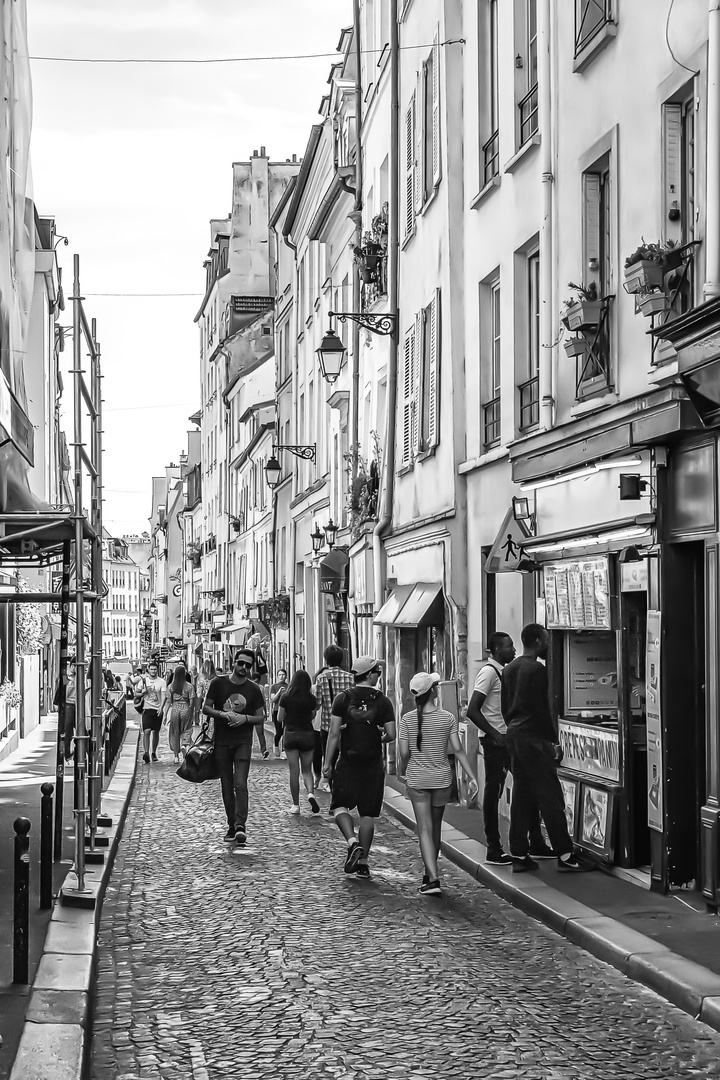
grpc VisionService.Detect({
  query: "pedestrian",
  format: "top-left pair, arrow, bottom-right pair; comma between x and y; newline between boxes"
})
322,656 -> 396,880
140,660 -> 168,764
269,668 -> 288,756
195,658 -> 216,724
248,639 -> 270,759
502,623 -> 595,873
202,647 -> 267,845
165,663 -> 195,764
467,632 -> 553,864
398,671 -> 479,895
53,655 -> 77,763
314,644 -> 354,791
276,670 -> 320,816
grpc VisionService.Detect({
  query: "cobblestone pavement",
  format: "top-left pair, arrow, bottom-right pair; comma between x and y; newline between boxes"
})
90,751 -> 720,1080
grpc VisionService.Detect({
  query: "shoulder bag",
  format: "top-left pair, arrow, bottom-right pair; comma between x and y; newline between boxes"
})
176,727 -> 219,783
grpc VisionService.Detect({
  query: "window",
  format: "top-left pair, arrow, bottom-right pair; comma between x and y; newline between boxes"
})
400,320 -> 418,466
483,0 -> 500,185
403,90 -> 417,241
578,153 -> 613,397
518,0 -> 538,146
575,0 -> 613,56
421,33 -> 441,202
399,291 -> 441,466
663,88 -> 697,313
519,250 -> 540,430
480,275 -> 502,447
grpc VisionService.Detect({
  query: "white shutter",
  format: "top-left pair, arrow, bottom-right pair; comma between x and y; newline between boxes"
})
412,314 -> 421,453
415,72 -> 423,213
582,172 -> 601,286
432,32 -> 441,187
401,325 -> 415,465
662,103 -> 683,246
404,95 -> 415,240
427,290 -> 440,448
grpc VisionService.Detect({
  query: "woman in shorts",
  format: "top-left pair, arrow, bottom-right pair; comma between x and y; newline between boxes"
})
277,670 -> 320,816
398,672 -> 479,896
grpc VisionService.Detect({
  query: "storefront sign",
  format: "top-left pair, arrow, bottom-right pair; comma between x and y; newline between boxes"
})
544,557 -> 611,630
558,720 -> 620,782
646,609 -> 663,832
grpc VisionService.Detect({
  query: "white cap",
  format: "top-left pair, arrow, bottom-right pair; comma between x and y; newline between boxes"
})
409,671 -> 441,696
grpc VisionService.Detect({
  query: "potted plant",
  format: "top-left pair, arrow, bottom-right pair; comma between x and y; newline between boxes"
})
623,240 -> 680,294
563,335 -> 587,358
638,291 -> 669,317
562,282 -> 603,331
230,516 -> 242,533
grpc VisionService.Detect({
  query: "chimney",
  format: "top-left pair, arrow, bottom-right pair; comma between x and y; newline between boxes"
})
292,153 -> 297,163
260,145 -> 266,157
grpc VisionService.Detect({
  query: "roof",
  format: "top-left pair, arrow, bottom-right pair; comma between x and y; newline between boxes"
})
282,124 -> 324,239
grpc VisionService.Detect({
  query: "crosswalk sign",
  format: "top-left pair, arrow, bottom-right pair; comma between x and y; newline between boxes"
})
485,508 -> 534,573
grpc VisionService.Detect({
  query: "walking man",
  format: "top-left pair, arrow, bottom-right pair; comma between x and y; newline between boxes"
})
467,632 -> 554,864
141,661 -> 167,764
501,623 -> 594,873
322,656 -> 396,879
315,644 -> 354,790
203,647 -> 267,845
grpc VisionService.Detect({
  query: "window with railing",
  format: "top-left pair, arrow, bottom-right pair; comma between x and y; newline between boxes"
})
483,397 -> 501,446
483,0 -> 500,184
519,86 -> 538,146
518,0 -> 538,145
575,0 -> 612,56
518,378 -> 539,430
482,278 -> 502,447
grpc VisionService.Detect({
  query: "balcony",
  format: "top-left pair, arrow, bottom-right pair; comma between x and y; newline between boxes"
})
483,397 -> 501,448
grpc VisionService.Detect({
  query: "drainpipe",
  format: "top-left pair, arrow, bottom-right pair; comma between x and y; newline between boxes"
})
705,0 -> 720,300
283,229 -> 299,669
351,0 -> 364,479
538,0 -> 555,429
373,0 -> 399,655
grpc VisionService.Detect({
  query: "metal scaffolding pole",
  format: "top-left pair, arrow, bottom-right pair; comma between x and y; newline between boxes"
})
54,540 -> 71,860
89,317 -> 104,832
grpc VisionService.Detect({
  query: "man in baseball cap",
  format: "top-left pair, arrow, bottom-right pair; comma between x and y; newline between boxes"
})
322,655 -> 395,879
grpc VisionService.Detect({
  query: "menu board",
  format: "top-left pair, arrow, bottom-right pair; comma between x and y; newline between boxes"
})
543,557 -> 611,630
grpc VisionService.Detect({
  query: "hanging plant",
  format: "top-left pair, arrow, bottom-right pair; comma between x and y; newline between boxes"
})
0,678 -> 21,709
15,575 -> 44,655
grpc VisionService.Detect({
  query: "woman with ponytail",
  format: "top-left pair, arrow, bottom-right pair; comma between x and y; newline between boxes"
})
398,672 -> 479,896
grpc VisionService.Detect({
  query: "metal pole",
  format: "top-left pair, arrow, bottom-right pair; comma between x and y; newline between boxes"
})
72,253 -> 87,892
54,539 -> 71,861
89,316 -> 103,827
40,784 -> 54,909
13,817 -> 30,984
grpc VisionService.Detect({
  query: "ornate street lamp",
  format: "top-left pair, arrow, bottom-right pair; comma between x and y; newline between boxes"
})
265,454 -> 282,490
316,328 -> 346,383
264,444 -> 316,490
324,519 -> 339,549
311,522 -> 325,555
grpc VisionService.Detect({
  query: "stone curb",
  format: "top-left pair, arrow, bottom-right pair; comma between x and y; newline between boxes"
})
9,725 -> 141,1080
383,785 -> 720,1034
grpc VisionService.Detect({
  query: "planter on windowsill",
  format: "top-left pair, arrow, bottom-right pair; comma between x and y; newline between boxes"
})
564,299 -> 603,331
638,292 -> 669,317
563,336 -> 588,358
623,260 -> 665,295
359,264 -> 375,284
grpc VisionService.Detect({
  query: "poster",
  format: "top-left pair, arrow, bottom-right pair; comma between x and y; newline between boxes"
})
558,720 -> 620,782
560,777 -> 578,839
579,784 -> 615,858
543,557 -> 611,630
646,609 -> 663,832
565,631 -> 618,712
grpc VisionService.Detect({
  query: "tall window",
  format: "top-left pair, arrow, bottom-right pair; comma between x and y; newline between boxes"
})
421,34 -> 441,203
403,91 -> 417,241
419,291 -> 440,453
519,0 -> 538,145
520,251 -> 540,430
482,276 -> 502,448
483,0 -> 500,184
578,155 -> 612,397
663,89 -> 696,313
400,292 -> 441,467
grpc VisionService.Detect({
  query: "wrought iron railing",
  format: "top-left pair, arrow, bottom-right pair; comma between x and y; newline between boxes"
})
646,241 -> 701,366
575,0 -> 612,55
518,376 -> 539,430
483,130 -> 500,186
519,85 -> 539,145
483,396 -> 501,447
574,297 -> 614,399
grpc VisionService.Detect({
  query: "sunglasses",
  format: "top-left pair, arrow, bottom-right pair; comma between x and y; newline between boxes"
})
234,659 -> 253,668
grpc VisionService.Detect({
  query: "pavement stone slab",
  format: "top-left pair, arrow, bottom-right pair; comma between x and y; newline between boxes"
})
33,953 -> 93,993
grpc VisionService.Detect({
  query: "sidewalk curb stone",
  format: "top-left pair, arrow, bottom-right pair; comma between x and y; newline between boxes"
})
383,785 -> 720,1035
8,725 -> 141,1080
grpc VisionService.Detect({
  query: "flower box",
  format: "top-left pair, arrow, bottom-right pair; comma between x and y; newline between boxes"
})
563,336 -> 588,358
638,292 -> 668,317
623,260 -> 664,295
564,299 -> 603,331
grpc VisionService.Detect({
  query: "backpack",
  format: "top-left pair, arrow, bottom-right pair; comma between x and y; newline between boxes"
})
341,688 -> 384,760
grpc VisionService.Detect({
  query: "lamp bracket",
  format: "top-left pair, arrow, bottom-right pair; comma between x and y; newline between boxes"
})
328,311 -> 397,337
276,443 -> 316,462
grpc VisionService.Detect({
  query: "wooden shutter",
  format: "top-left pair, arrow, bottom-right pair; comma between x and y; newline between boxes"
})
415,72 -> 424,213
662,102 -> 683,246
582,172 -> 601,286
404,95 -> 416,240
432,32 -> 441,187
412,313 -> 421,452
427,290 -> 440,448
401,324 -> 415,465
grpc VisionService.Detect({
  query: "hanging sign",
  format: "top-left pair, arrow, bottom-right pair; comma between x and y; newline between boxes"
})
646,609 -> 663,832
543,556 -> 611,630
485,508 -> 534,573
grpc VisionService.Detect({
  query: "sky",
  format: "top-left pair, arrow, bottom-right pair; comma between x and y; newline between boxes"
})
26,0 -> 352,536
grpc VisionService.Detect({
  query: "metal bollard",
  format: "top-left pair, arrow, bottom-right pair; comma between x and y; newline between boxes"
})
13,817 -> 31,984
40,784 -> 54,910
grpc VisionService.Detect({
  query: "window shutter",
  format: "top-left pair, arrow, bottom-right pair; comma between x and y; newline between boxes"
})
428,290 -> 440,448
404,96 -> 415,240
432,33 -> 441,187
582,172 -> 601,285
415,73 -> 423,213
401,325 -> 415,465
662,103 -> 683,245
412,314 -> 421,453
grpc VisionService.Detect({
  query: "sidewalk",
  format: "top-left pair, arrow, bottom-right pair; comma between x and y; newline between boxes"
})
384,776 -> 720,1031
0,718 -> 76,1078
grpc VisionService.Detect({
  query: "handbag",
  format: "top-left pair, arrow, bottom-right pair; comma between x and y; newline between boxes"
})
176,728 -> 220,783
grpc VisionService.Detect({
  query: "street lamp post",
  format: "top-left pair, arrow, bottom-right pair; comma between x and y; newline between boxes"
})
264,444 -> 316,490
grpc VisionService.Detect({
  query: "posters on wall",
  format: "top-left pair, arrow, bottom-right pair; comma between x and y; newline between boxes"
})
544,557 -> 611,630
646,609 -> 663,832
558,720 -> 620,782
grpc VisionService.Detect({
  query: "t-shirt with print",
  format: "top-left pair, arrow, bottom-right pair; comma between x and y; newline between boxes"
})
204,675 -> 266,750
399,706 -> 458,790
472,660 -> 506,736
143,677 -> 166,712
332,686 -> 395,761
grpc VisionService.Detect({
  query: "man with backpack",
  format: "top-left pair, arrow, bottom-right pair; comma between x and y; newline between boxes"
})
322,655 -> 396,879
314,644 -> 354,790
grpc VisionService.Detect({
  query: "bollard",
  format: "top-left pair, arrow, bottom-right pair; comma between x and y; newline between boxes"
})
40,783 -> 54,910
13,817 -> 31,984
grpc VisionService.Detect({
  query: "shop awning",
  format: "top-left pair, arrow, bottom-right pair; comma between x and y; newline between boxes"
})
219,620 -> 251,645
319,548 -> 349,594
374,582 -> 444,627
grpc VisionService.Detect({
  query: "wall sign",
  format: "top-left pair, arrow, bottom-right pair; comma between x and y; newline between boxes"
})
558,720 -> 620,782
544,556 -> 611,630
646,609 -> 663,832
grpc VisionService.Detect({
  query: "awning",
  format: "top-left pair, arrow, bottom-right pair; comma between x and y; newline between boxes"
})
374,582 -> 444,628
319,548 -> 349,594
219,620 -> 251,645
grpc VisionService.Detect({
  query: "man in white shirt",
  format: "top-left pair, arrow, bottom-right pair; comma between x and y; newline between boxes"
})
467,632 -> 550,864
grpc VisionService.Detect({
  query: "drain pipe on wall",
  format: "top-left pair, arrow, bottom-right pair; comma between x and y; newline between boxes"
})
538,0 -> 556,430
705,0 -> 720,300
350,0 -> 364,471
373,0 -> 399,656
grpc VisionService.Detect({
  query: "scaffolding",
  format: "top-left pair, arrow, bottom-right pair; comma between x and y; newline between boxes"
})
0,255 -> 103,897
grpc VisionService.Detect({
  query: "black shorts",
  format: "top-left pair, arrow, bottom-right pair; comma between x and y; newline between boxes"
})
141,708 -> 162,732
330,757 -> 385,818
283,727 -> 315,753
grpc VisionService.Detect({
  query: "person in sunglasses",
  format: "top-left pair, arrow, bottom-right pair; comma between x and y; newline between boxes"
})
202,647 -> 267,845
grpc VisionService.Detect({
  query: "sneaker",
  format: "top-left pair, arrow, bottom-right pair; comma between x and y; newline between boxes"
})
529,843 -> 557,859
235,826 -> 247,845
307,794 -> 320,814
355,863 -> 371,879
262,750 -> 270,759
419,878 -> 441,895
512,855 -> 539,874
287,805 -> 300,816
223,827 -> 236,843
557,852 -> 597,872
142,752 -> 150,764
486,850 -> 513,865
343,841 -> 364,874
151,753 -> 158,762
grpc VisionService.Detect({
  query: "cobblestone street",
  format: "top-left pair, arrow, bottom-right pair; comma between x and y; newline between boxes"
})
90,750 -> 720,1080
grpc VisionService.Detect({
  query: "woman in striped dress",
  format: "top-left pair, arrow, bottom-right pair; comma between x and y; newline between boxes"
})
398,672 -> 479,896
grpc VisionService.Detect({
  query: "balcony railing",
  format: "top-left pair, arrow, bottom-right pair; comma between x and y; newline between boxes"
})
483,396 -> 501,448
483,130 -> 500,186
518,376 -> 539,431
519,84 -> 539,146
575,0 -> 612,55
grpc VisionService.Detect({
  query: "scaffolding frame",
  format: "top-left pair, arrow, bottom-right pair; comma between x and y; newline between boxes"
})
0,255 -> 103,896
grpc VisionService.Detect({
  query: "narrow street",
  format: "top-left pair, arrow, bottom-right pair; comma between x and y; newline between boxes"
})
90,750 -> 720,1080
